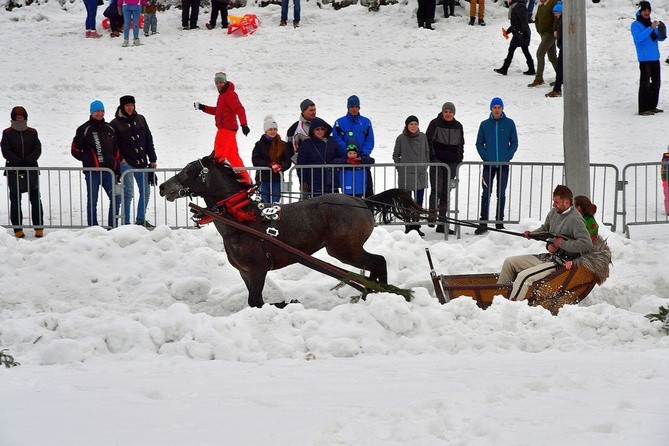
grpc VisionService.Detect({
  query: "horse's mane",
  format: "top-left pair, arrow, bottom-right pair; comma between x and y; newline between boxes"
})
206,154 -> 246,183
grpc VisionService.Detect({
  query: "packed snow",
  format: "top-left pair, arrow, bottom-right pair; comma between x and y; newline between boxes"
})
1,1 -> 668,445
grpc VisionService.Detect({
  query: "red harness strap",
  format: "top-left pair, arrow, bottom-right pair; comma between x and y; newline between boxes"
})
195,189 -> 258,226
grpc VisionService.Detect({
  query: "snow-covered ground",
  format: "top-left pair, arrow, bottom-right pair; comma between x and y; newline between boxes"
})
1,2 -> 668,445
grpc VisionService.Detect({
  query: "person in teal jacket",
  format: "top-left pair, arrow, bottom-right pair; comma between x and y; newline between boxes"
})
631,2 -> 667,115
474,97 -> 518,234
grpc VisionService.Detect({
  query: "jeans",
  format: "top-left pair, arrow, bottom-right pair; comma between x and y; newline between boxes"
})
281,0 -> 301,22
143,13 -> 158,34
123,5 -> 142,40
479,164 -> 509,223
120,162 -> 151,225
84,170 -> 119,227
83,0 -> 98,30
8,175 -> 43,230
259,181 -> 281,204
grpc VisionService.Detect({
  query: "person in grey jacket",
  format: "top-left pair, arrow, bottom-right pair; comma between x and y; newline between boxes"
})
497,185 -> 594,300
393,115 -> 430,236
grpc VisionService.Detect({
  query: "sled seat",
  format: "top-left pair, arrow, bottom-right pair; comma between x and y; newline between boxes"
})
440,265 -> 598,314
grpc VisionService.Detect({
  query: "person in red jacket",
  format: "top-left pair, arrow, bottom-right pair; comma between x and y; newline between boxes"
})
195,72 -> 251,184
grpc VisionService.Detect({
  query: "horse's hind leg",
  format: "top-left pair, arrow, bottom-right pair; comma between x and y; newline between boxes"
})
367,253 -> 387,283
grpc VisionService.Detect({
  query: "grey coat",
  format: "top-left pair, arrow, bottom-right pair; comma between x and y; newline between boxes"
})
393,129 -> 430,191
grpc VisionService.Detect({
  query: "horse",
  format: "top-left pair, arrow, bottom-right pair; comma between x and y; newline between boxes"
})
159,155 -> 421,308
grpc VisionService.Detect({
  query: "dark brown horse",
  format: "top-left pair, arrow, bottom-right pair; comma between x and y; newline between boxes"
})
159,156 -> 420,308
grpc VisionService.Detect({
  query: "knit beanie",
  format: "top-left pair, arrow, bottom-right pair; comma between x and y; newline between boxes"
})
442,102 -> 456,114
347,95 -> 360,108
10,106 -> 27,121
90,100 -> 105,114
214,72 -> 227,83
263,115 -> 278,132
300,98 -> 315,112
119,95 -> 135,106
489,97 -> 504,110
638,1 -> 651,12
405,115 -> 419,127
553,1 -> 563,14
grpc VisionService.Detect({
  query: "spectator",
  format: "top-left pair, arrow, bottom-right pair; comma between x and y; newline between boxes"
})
118,0 -> 146,47
469,0 -> 485,26
84,0 -> 103,38
286,98 -> 316,163
573,195 -> 599,242
143,0 -> 159,37
103,0 -> 124,38
417,0 -> 436,29
1,106 -> 44,239
443,0 -> 455,19
182,0 -> 201,30
545,2 -> 564,97
195,72 -> 251,184
251,115 -> 291,203
474,97 -> 518,235
426,102 -> 464,235
497,185 -> 593,301
494,0 -> 535,76
332,95 -> 375,196
528,0 -> 558,88
206,0 -> 229,30
393,115 -> 430,236
280,0 -> 300,28
661,150 -> 669,214
631,1 -> 667,116
296,117 -> 337,198
527,0 -> 535,22
110,95 -> 157,227
333,142 -> 374,198
71,100 -> 121,228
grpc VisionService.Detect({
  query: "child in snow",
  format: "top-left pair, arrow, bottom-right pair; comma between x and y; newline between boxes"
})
333,143 -> 374,198
144,0 -> 159,37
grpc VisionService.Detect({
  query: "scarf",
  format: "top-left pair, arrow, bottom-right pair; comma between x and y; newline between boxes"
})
10,120 -> 28,132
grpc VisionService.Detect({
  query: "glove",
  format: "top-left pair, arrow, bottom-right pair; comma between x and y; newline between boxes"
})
241,124 -> 250,136
523,230 -> 531,239
194,102 -> 204,111
502,28 -> 509,40
348,157 -> 361,165
270,163 -> 281,173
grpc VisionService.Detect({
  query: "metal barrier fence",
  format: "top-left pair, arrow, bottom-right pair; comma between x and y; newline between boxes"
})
2,161 -> 662,238
621,162 -> 669,237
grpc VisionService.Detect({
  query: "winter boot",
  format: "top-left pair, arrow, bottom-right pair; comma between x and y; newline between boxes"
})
122,39 -> 129,47
478,18 -> 486,26
523,60 -> 536,76
469,16 -> 475,26
133,38 -> 142,46
293,20 -> 299,28
527,76 -> 544,87
89,30 -> 102,38
474,224 -> 489,235
494,67 -> 508,75
279,20 -> 287,26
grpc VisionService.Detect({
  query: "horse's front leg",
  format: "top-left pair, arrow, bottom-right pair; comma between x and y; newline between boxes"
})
241,269 -> 269,308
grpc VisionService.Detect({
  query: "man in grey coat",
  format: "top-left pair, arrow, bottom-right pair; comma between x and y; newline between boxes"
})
497,185 -> 594,300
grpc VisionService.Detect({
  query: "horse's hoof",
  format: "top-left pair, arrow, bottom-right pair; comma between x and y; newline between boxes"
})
270,299 -> 300,309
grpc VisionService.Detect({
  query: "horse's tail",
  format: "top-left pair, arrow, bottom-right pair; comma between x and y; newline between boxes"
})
364,188 -> 423,224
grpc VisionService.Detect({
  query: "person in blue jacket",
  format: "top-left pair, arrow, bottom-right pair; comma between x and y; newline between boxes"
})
631,1 -> 667,116
474,97 -> 518,235
332,142 -> 374,198
296,117 -> 338,199
332,95 -> 375,196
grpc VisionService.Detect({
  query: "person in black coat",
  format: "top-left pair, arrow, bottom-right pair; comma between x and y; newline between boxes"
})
494,0 -> 536,76
296,117 -> 338,199
1,106 -> 44,238
110,95 -> 157,226
71,100 -> 121,228
251,115 -> 291,203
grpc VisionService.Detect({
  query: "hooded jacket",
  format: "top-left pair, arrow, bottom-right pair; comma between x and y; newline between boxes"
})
110,106 -> 157,168
475,111 -> 518,163
296,117 -> 337,195
507,0 -> 531,43
2,124 -> 41,169
425,113 -> 464,165
331,112 -> 374,156
631,10 -> 666,62
202,81 -> 248,131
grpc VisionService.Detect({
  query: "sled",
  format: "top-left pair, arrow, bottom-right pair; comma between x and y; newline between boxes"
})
227,14 -> 260,36
434,266 -> 598,315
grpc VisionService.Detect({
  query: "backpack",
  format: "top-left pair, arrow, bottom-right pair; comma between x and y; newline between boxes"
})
662,152 -> 669,181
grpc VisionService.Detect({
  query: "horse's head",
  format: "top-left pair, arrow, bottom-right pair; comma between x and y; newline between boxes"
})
159,155 -> 245,202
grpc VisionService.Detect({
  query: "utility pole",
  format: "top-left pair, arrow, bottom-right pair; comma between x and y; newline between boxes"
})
563,0 -> 591,197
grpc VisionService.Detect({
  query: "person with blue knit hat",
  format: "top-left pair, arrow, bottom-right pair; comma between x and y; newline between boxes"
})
631,1 -> 667,115
546,1 -> 564,97
71,100 -> 121,228
332,95 -> 375,196
474,97 -> 518,235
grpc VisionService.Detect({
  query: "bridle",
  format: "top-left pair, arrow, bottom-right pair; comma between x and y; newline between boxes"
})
174,159 -> 209,198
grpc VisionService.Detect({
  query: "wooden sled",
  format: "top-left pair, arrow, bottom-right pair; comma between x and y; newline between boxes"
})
438,265 -> 598,315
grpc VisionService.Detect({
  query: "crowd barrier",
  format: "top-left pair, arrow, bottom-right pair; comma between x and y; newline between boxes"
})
1,161 -> 665,237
